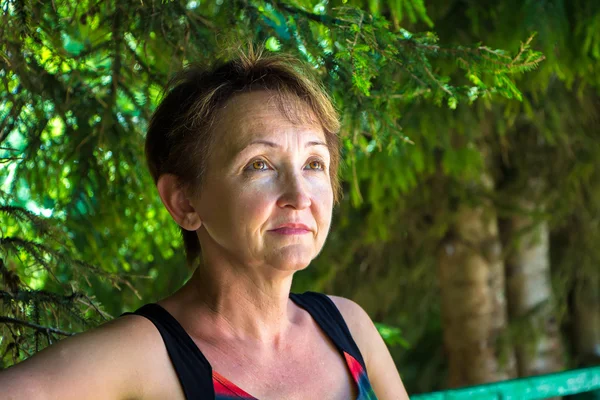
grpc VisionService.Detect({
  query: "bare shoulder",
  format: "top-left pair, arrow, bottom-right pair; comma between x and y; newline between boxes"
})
326,295 -> 379,358
327,295 -> 375,344
326,295 -> 410,400
0,313 -> 181,400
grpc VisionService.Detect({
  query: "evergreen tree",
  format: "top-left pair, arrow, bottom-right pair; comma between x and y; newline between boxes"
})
2,1 -> 598,396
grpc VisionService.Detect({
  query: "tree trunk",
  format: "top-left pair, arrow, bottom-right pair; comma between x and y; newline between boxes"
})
502,199 -> 564,377
439,187 -> 517,387
573,274 -> 600,366
570,274 -> 600,400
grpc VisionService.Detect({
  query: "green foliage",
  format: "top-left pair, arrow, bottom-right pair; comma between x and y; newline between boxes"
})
0,204 -> 127,366
1,0 -> 599,395
375,322 -> 410,348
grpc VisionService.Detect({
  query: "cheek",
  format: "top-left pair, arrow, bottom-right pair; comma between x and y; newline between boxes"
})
311,179 -> 334,222
231,180 -> 278,224
315,173 -> 334,201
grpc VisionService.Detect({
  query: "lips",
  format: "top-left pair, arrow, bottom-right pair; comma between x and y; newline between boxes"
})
269,223 -> 312,235
273,223 -> 311,230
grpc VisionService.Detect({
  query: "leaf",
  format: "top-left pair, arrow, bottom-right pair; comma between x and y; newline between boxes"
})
265,36 -> 281,52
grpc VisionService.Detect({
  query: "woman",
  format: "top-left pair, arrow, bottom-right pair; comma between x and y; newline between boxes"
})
1,48 -> 409,399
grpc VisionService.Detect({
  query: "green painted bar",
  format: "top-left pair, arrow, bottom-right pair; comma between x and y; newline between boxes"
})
411,366 -> 600,400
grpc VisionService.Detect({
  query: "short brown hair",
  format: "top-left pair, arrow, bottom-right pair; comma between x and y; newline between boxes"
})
145,47 -> 341,269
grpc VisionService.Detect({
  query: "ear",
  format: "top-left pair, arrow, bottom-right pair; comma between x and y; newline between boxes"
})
156,174 -> 202,231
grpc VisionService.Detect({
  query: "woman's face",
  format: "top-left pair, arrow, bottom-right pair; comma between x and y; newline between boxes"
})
191,90 -> 334,273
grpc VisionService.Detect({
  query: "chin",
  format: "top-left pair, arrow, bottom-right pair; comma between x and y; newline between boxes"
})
267,246 -> 316,272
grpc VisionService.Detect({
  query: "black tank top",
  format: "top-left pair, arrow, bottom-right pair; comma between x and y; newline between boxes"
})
121,291 -> 376,399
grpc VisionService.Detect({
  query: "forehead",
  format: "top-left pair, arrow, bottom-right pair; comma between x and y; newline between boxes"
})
212,91 -> 326,152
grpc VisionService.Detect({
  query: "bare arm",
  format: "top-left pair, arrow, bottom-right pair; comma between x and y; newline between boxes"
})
329,295 -> 410,400
0,315 -> 168,400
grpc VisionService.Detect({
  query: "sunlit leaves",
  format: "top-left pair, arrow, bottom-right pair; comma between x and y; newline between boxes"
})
4,0 -> 596,374
265,36 -> 282,51
375,322 -> 410,348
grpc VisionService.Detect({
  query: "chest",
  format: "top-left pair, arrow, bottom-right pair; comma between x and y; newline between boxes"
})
198,324 -> 358,400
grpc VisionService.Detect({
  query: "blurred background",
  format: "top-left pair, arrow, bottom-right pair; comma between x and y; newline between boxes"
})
1,0 -> 599,397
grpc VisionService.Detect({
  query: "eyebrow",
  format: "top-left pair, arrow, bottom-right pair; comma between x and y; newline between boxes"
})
242,139 -> 328,150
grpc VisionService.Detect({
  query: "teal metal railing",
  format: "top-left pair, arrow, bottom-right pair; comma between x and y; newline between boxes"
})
411,366 -> 600,400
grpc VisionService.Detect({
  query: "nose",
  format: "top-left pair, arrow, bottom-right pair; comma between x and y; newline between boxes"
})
276,171 -> 311,210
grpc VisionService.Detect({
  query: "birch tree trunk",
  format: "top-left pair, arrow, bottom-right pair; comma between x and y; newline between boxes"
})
502,197 -> 564,377
439,177 -> 517,387
573,274 -> 600,366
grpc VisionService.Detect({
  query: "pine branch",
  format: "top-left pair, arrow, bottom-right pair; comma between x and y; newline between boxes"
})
1,236 -> 65,286
0,98 -> 25,146
0,205 -> 53,235
176,2 -> 217,31
0,289 -> 85,306
0,156 -> 24,163
1,235 -> 141,302
416,52 -> 453,97
509,34 -> 535,68
0,316 -> 75,336
110,6 -> 122,110
389,57 -> 428,87
123,41 -> 165,86
268,1 -> 346,26
0,259 -> 21,292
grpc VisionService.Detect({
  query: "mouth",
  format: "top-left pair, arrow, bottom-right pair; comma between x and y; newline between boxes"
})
269,223 -> 312,235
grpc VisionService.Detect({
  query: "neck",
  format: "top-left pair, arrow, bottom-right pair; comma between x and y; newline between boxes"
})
177,258 -> 296,343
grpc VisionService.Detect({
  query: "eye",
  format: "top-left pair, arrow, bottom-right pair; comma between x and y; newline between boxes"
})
246,159 -> 270,171
305,159 -> 325,171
